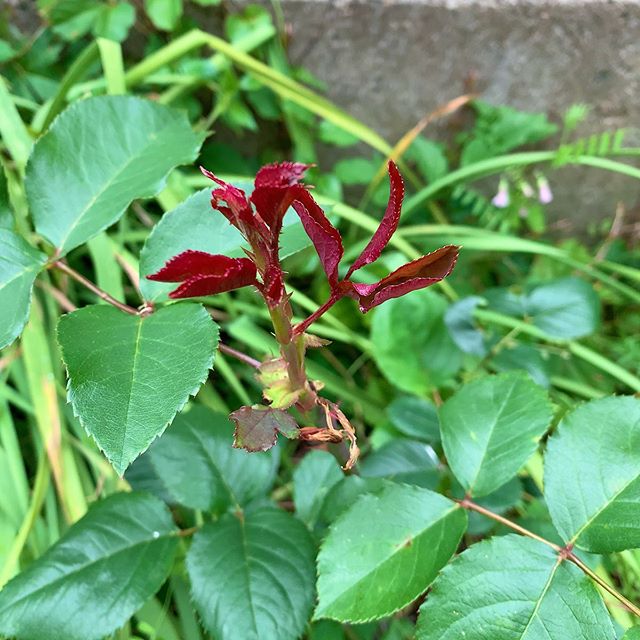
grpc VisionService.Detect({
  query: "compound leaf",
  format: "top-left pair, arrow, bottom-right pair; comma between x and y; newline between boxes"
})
416,535 -> 615,640
545,396 -> 640,552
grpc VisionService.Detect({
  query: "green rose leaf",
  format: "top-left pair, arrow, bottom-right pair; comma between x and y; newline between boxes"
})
147,405 -> 277,513
0,230 -> 47,349
387,395 -> 440,443
293,450 -> 343,527
315,482 -> 467,622
27,95 -> 204,254
0,492 -> 178,640
371,289 -> 463,395
139,187 -> 319,302
187,507 -> 316,640
440,372 -> 553,497
58,303 -> 218,474
485,277 -> 600,340
545,396 -> 640,552
359,439 -> 442,490
416,535 -> 615,640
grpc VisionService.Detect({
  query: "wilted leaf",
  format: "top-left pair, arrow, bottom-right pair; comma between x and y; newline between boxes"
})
230,404 -> 299,452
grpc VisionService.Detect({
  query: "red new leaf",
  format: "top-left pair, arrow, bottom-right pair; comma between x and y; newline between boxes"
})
250,162 -> 311,233
292,190 -> 344,287
346,160 -> 405,278
147,250 -> 256,299
254,161 -> 309,188
350,244 -> 459,312
200,166 -> 269,241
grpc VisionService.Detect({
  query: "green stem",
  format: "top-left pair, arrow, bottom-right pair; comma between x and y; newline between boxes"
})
0,453 -> 49,587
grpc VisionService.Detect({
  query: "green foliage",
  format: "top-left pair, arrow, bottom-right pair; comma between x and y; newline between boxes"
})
3,7 -> 640,639
187,508 -> 316,640
58,303 -> 219,474
293,450 -> 343,527
0,492 -> 178,640
147,405 -> 278,512
460,100 -> 558,165
485,277 -> 601,339
440,372 -> 553,497
0,230 -> 47,349
545,396 -> 640,553
27,96 -> 204,254
416,535 -> 616,640
315,483 -> 467,622
371,289 -> 462,394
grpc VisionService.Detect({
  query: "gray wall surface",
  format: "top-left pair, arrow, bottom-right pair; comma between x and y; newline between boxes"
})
248,0 -> 640,234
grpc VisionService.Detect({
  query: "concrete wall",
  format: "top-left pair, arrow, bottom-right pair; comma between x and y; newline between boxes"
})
242,0 -> 640,234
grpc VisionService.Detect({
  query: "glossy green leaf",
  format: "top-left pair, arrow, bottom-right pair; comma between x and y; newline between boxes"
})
545,396 -> 640,552
624,628 -> 640,639
293,450 -> 343,527
0,230 -> 47,349
0,492 -> 178,640
315,483 -> 467,622
359,440 -> 441,489
387,395 -> 440,443
148,404 -> 277,512
139,187 -> 315,302
27,95 -> 204,253
58,303 -> 218,474
416,535 -> 615,640
440,372 -> 553,497
371,289 -> 463,395
187,507 -> 316,640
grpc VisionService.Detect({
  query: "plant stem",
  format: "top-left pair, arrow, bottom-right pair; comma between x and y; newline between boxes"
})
459,498 -> 640,618
292,294 -> 340,336
458,498 -> 562,552
219,343 -> 261,369
52,260 -> 139,316
567,553 -> 640,618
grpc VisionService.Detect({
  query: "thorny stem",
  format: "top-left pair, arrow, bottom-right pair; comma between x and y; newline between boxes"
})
459,498 -> 640,618
52,260 -> 141,316
292,294 -> 340,337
